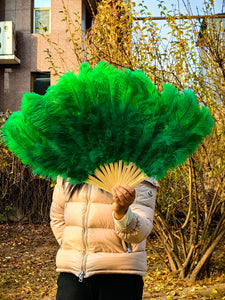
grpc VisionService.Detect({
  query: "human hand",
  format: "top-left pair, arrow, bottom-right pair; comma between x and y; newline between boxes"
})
112,185 -> 136,220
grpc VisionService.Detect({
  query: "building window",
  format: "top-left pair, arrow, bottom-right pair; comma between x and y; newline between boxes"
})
33,0 -> 51,33
32,72 -> 50,95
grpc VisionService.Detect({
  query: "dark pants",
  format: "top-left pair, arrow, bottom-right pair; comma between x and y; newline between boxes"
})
56,272 -> 144,300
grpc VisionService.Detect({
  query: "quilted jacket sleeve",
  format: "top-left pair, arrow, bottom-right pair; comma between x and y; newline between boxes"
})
50,177 -> 66,245
114,179 -> 157,244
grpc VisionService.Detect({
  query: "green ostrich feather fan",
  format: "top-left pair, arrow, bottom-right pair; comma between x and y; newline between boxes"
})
1,61 -> 214,193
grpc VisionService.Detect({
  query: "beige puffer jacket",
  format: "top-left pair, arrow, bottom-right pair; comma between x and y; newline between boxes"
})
50,178 -> 157,281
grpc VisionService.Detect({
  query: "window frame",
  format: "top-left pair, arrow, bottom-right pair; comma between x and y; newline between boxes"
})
33,6 -> 51,34
31,72 -> 51,95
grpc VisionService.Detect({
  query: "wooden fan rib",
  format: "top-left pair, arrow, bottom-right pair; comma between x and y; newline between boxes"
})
124,165 -> 140,186
128,173 -> 148,187
92,168 -> 113,192
126,165 -> 143,184
110,161 -> 117,186
87,161 -> 148,193
110,162 -> 117,187
120,162 -> 128,181
117,160 -> 123,185
105,163 -> 116,191
99,165 -> 109,177
99,165 -> 113,188
94,168 -> 108,183
122,162 -> 135,184
87,176 -> 111,193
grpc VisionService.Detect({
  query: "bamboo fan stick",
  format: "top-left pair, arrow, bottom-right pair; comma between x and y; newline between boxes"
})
122,163 -> 135,183
125,165 -> 142,186
87,177 -> 110,192
93,168 -> 108,183
88,180 -> 108,191
100,165 -> 113,188
87,164 -> 116,193
108,166 -> 117,189
108,162 -> 119,187
126,169 -> 147,187
105,162 -> 119,190
117,160 -> 123,184
122,162 -> 135,184
87,169 -> 111,192
86,161 -> 148,193
128,173 -> 148,187
120,162 -> 128,180
105,163 -> 114,186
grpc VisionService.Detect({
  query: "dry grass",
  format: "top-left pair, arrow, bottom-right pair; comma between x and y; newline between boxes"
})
0,223 -> 224,300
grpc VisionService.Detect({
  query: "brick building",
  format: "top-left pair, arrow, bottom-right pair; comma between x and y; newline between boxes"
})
0,0 -> 97,111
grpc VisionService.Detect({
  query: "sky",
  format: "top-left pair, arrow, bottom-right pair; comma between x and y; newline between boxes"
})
34,0 -> 223,13
133,0 -> 225,40
34,0 -> 224,14
136,0 -> 224,16
34,0 -> 51,8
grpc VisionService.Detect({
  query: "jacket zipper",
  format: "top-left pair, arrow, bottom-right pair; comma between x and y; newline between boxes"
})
78,185 -> 91,282
124,241 -> 132,253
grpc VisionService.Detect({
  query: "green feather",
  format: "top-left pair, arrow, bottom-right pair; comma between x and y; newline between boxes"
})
1,61 -> 214,184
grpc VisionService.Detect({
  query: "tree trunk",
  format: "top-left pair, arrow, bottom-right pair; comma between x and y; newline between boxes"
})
186,229 -> 225,282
